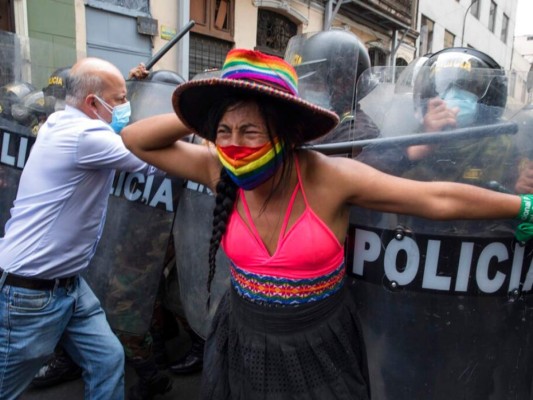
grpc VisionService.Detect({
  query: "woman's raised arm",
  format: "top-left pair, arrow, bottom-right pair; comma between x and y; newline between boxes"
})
121,113 -> 220,189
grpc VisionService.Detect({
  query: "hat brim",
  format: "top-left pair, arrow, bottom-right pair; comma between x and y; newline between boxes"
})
172,78 -> 339,143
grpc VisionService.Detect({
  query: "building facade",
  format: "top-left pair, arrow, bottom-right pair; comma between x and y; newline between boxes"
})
417,0 -> 531,102
0,0 -> 419,84
0,0 -> 530,100
418,0 -> 517,68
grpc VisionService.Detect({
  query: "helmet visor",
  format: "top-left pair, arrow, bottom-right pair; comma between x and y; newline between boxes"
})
414,64 -> 507,123
417,50 -> 507,104
285,31 -> 359,144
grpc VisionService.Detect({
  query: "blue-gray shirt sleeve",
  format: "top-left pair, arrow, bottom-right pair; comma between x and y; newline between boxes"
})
76,124 -> 161,175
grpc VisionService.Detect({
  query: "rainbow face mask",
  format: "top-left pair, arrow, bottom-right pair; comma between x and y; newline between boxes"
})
216,140 -> 285,190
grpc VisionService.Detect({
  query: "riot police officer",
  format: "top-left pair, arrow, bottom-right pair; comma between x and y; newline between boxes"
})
407,47 -> 510,175
404,48 -> 516,235
382,48 -> 520,399
43,66 -> 71,113
285,28 -> 380,146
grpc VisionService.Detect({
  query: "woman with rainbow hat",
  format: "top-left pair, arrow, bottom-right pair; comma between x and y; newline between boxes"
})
122,48 -> 532,400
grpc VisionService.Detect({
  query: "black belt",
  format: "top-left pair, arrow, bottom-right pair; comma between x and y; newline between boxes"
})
1,269 -> 77,290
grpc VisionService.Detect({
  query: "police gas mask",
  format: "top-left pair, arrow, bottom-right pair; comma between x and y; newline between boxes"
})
441,86 -> 478,127
93,95 -> 131,133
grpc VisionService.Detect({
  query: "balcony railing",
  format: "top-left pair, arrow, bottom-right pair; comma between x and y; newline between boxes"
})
337,0 -> 415,31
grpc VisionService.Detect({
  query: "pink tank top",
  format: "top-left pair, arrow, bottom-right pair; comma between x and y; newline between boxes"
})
222,157 -> 344,280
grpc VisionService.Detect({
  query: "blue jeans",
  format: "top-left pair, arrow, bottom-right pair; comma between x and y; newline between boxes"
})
0,273 -> 124,400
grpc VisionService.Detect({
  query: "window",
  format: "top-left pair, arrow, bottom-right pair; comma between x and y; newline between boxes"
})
0,0 -> 15,32
368,47 -> 387,66
444,30 -> 455,48
188,32 -> 232,80
420,15 -> 434,55
191,0 -> 234,42
187,0 -> 234,80
501,13 -> 509,43
470,0 -> 480,19
256,9 -> 297,57
395,58 -> 408,67
488,1 -> 497,32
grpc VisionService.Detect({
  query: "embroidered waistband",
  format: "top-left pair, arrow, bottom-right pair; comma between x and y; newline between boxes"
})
230,262 -> 346,306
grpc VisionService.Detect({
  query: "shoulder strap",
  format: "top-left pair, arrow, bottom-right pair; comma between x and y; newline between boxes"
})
294,155 -> 310,207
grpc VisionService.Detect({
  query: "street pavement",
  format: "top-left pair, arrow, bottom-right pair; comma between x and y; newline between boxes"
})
20,329 -> 202,400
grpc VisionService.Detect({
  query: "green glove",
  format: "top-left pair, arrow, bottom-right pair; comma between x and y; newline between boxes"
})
515,222 -> 533,244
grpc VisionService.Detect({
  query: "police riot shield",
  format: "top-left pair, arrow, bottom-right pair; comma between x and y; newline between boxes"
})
320,63 -> 533,399
0,34 -> 63,236
0,33 -> 185,336
169,69 -> 231,339
0,116 -> 34,235
172,174 -> 231,339
83,79 -> 184,335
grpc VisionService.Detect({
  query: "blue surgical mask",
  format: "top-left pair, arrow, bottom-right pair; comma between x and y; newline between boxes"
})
94,95 -> 131,133
441,87 -> 478,127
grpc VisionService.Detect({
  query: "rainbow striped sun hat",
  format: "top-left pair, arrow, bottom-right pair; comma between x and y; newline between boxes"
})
172,49 -> 339,143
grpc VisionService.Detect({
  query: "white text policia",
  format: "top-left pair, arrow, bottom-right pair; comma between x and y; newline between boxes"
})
350,227 -> 533,296
1,130 -> 175,212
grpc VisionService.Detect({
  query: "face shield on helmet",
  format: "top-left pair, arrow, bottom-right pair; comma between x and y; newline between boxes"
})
127,69 -> 188,124
395,55 -> 431,95
413,48 -> 507,127
146,69 -> 186,85
191,68 -> 222,81
285,29 -> 370,121
0,81 -> 36,120
11,90 -> 51,135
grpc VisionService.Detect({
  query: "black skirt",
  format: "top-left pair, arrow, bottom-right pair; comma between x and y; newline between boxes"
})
201,284 -> 371,400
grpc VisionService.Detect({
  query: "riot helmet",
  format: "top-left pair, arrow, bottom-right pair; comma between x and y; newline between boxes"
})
285,29 -> 371,120
413,47 -> 507,125
43,67 -> 71,113
145,69 -> 186,85
191,68 -> 222,81
127,69 -> 187,124
11,90 -> 52,135
0,81 -> 36,119
395,55 -> 431,95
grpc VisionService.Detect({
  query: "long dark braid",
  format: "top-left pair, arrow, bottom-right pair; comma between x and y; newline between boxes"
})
206,168 -> 237,306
